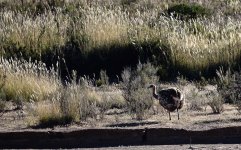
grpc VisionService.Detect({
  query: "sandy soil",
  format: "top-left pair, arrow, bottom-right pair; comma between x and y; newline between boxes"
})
0,84 -> 240,132
0,102 -> 241,132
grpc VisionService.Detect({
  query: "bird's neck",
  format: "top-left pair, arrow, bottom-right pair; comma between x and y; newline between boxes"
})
152,86 -> 159,99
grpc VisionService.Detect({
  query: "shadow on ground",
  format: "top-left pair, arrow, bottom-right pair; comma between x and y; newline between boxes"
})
195,118 -> 241,124
106,121 -> 159,127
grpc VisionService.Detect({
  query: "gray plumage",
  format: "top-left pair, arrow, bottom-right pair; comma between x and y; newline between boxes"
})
149,84 -> 184,120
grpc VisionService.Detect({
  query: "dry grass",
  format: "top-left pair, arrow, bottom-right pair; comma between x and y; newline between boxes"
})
0,76 -> 240,130
0,58 -> 60,102
0,51 -> 239,128
34,101 -> 63,125
1,0 -> 241,76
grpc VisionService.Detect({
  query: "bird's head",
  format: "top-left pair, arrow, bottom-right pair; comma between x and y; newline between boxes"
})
148,84 -> 156,89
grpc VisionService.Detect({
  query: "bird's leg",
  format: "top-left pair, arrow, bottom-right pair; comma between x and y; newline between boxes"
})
169,111 -> 171,120
177,109 -> 179,120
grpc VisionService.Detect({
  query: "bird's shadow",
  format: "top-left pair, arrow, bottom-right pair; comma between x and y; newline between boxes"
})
105,121 -> 159,127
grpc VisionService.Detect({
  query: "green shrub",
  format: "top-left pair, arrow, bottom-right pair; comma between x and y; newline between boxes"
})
186,87 -> 204,111
216,68 -> 241,113
216,68 -> 237,103
207,92 -> 224,114
59,84 -> 98,121
167,3 -> 211,20
127,88 -> 153,120
121,62 -> 158,120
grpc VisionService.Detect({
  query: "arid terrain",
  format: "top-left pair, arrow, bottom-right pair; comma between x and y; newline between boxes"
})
1,3 -> 241,149
1,104 -> 240,132
1,84 -> 241,149
0,84 -> 240,132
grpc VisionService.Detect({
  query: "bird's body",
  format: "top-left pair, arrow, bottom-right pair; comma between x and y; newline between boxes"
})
149,84 -> 184,120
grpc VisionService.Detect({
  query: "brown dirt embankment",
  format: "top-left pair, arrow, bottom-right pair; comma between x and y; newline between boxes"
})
0,126 -> 241,149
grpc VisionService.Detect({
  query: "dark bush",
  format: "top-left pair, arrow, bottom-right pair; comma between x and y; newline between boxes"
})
0,0 -> 70,16
121,62 -> 158,120
121,0 -> 139,6
216,69 -> 241,112
167,3 -> 211,20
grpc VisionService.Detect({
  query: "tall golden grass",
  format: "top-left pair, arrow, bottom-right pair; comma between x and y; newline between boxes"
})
1,0 -> 241,74
0,57 -> 60,102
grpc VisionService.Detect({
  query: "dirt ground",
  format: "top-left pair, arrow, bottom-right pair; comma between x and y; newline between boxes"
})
0,84 -> 241,132
81,144 -> 241,150
0,102 -> 241,132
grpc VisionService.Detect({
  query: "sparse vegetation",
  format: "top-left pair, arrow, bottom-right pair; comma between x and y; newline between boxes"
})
216,68 -> 241,113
